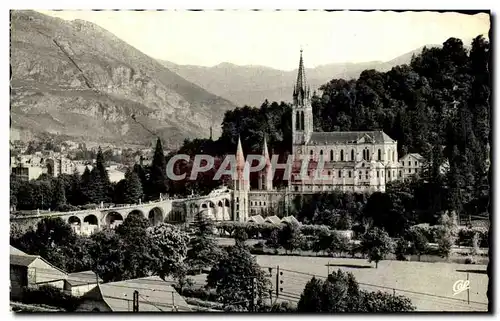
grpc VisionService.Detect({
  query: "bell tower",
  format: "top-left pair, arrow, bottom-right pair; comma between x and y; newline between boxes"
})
292,50 -> 313,148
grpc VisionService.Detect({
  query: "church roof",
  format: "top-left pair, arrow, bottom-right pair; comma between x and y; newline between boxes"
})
307,131 -> 395,145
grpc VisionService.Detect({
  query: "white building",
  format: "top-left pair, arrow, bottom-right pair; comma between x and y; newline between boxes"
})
399,153 -> 424,179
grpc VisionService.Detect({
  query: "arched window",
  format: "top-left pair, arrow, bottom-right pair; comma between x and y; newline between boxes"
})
392,151 -> 395,162
351,149 -> 355,161
310,150 -> 313,157
295,111 -> 300,130
366,149 -> 370,161
319,150 -> 324,159
348,171 -> 352,178
378,149 -> 381,161
300,111 -> 305,130
362,150 -> 366,160
340,150 -> 344,161
330,150 -> 334,161
338,170 -> 341,178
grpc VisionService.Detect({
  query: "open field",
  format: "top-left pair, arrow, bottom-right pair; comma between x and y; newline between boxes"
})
255,255 -> 489,312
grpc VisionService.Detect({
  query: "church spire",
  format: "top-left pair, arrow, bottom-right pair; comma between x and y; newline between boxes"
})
262,135 -> 270,166
259,135 -> 273,191
236,135 -> 245,171
293,49 -> 309,105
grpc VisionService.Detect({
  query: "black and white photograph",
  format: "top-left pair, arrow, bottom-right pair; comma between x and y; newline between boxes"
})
8,7 -> 492,313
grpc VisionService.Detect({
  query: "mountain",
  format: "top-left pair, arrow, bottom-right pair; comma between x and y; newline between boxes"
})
10,10 -> 236,148
159,47 -> 434,107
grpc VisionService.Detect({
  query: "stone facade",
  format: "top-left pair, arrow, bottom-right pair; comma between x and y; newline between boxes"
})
229,51 -> 404,222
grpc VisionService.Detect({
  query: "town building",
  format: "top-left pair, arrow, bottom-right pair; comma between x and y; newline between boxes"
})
75,276 -> 190,312
64,271 -> 102,297
399,153 -> 424,179
10,246 -> 67,300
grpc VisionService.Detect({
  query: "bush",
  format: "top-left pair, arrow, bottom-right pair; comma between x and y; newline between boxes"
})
409,224 -> 440,243
253,241 -> 265,249
21,285 -> 80,311
55,204 -> 79,212
175,286 -> 219,302
458,227 -> 489,248
464,256 -> 477,265
300,224 -> 330,236
78,203 -> 98,210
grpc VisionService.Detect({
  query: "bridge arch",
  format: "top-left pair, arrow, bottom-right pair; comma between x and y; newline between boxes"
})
105,212 -> 124,227
127,209 -> 145,221
148,207 -> 163,226
83,214 -> 98,226
68,216 -> 81,226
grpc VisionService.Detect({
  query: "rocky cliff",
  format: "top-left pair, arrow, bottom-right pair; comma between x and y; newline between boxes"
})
10,10 -> 235,148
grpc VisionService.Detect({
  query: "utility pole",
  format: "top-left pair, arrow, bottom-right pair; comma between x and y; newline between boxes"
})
275,265 -> 283,299
133,290 -> 139,312
467,272 -> 470,305
250,276 -> 255,312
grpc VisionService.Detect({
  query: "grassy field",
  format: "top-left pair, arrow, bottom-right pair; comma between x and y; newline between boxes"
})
255,255 -> 489,312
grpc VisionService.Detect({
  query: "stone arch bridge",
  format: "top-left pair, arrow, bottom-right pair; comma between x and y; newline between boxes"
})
11,192 -> 234,236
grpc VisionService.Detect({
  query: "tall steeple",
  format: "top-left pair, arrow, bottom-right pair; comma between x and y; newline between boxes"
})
293,49 -> 309,106
292,49 -> 313,147
234,135 -> 249,192
233,135 -> 249,222
236,135 -> 245,172
259,135 -> 273,191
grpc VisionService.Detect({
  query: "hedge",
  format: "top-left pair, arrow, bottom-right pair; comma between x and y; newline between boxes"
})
409,224 -> 489,248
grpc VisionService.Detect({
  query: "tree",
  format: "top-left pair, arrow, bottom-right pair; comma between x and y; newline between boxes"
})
123,169 -> 143,204
265,228 -> 281,253
279,222 -> 304,254
52,178 -> 66,210
312,229 -> 332,255
234,227 -> 248,247
297,276 -> 323,312
297,270 -> 415,312
329,232 -> 350,257
89,228 -> 126,282
149,138 -> 168,197
320,270 -> 361,312
436,211 -> 458,258
80,166 -> 93,204
407,227 -> 429,261
147,223 -> 189,279
114,212 -> 158,280
394,238 -> 409,261
67,169 -> 82,206
361,227 -> 394,268
185,211 -> 222,273
11,217 -> 77,271
207,245 -> 271,311
94,146 -> 110,187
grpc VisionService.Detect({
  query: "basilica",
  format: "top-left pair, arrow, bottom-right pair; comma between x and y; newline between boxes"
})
231,51 -> 417,222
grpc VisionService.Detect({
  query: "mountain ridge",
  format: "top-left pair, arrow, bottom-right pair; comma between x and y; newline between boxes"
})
159,43 -> 477,107
10,10 -> 236,148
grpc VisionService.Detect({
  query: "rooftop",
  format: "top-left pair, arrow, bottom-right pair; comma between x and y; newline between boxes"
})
82,276 -> 191,312
308,131 -> 395,145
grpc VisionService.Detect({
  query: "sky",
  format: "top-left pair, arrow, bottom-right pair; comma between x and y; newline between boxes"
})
38,10 -> 490,71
